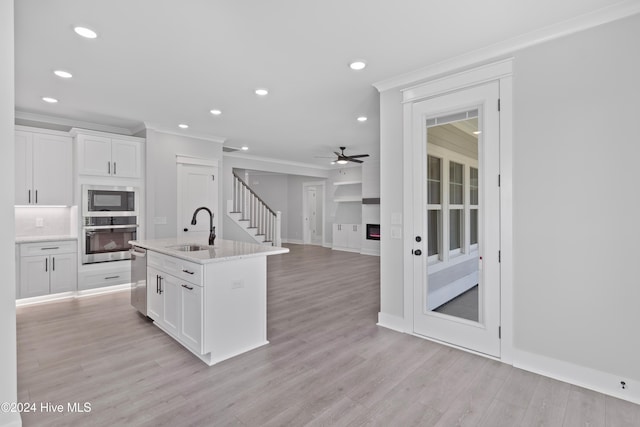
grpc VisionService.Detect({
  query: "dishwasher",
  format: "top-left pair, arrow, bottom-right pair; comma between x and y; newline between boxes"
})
130,246 -> 147,315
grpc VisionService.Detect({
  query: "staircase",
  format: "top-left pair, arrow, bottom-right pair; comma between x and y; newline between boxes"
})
227,172 -> 282,246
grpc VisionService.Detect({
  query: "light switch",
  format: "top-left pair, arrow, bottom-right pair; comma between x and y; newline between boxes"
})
391,226 -> 402,239
232,280 -> 244,289
35,218 -> 44,228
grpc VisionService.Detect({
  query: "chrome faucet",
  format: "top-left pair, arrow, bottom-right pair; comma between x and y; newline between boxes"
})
190,207 -> 216,245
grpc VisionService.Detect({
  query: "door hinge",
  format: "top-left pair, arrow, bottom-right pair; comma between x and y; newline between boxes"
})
498,98 -> 501,111
498,250 -> 501,263
498,326 -> 502,339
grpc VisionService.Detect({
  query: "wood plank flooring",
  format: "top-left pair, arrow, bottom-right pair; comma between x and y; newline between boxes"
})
16,244 -> 640,426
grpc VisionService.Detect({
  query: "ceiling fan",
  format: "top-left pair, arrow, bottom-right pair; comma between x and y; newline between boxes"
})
324,146 -> 370,164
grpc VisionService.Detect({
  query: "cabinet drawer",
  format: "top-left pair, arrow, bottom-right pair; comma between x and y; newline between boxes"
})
20,240 -> 77,256
78,266 -> 131,290
148,251 -> 203,286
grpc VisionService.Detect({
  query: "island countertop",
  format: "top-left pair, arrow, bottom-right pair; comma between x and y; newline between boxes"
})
129,237 -> 289,264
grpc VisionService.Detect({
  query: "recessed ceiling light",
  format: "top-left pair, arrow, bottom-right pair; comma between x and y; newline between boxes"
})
42,97 -> 58,103
178,124 -> 189,129
255,88 -> 269,96
74,26 -> 98,39
349,61 -> 366,71
357,116 -> 367,122
54,70 -> 73,79
210,109 -> 222,116
241,146 -> 249,151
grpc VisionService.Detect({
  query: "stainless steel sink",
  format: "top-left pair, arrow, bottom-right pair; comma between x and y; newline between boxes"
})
167,244 -> 210,252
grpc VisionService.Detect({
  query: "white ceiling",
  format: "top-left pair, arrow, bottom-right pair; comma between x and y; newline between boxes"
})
14,0 -> 631,167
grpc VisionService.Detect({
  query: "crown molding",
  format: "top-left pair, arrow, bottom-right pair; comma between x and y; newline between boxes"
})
15,110 -> 136,135
223,151 -> 331,171
144,122 -> 226,144
373,0 -> 640,92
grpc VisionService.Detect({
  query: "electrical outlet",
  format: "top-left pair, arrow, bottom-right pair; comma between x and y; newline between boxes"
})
35,218 -> 44,228
620,380 -> 627,390
232,280 -> 244,289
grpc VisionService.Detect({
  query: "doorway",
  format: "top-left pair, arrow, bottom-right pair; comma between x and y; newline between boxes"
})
177,158 -> 219,241
302,182 -> 325,246
411,82 -> 501,357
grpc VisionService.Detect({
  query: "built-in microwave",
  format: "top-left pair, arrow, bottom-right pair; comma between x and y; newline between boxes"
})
82,185 -> 138,217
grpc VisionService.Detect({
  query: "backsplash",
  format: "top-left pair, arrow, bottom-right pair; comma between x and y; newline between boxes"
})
15,206 -> 75,237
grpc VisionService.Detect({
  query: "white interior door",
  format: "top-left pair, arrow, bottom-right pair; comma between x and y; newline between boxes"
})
412,81 -> 501,357
177,163 -> 218,242
307,188 -> 317,243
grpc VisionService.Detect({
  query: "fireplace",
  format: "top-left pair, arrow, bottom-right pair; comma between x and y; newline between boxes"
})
366,224 -> 380,240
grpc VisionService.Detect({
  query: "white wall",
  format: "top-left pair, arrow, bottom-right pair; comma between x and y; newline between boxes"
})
1,1 -> 19,426
512,14 -> 640,381
145,129 -> 222,239
378,13 -> 640,396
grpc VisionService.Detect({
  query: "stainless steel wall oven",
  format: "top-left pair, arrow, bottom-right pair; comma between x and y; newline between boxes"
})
81,185 -> 140,264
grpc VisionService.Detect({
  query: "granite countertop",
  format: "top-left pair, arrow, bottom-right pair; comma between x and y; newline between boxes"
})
16,235 -> 78,244
129,238 -> 289,264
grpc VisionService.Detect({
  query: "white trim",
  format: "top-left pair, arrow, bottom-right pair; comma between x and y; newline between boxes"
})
1,412 -> 22,427
15,124 -> 72,137
401,58 -> 513,361
15,110 -> 136,135
224,151 -> 331,172
373,1 -> 640,92
359,248 -> 380,256
69,127 -> 145,142
377,312 -> 406,333
176,154 -> 219,167
402,59 -> 514,103
514,349 -> 640,405
282,238 -> 304,245
145,123 -> 226,144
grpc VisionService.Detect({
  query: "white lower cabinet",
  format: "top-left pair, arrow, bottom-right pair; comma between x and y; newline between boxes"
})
147,254 -> 203,353
332,223 -> 361,253
18,241 -> 77,298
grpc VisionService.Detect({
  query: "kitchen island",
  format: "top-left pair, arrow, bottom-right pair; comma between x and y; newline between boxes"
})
129,238 -> 288,366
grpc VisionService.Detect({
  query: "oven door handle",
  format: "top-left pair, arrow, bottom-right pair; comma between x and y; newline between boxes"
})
84,224 -> 140,230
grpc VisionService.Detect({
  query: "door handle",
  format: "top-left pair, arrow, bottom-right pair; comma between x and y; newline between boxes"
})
414,249 -> 422,256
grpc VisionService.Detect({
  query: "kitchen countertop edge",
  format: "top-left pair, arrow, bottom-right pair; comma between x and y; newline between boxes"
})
129,238 -> 289,264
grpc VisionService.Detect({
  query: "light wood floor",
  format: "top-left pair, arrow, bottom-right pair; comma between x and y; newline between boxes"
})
17,244 -> 640,426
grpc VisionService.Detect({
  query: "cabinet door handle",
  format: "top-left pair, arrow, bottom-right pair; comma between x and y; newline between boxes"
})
41,247 -> 60,250
158,276 -> 163,294
45,258 -> 48,272
181,284 -> 194,291
156,275 -> 159,294
28,190 -> 31,204
52,257 -> 55,271
108,161 -> 111,174
182,269 -> 194,275
114,162 -> 117,175
104,275 -> 120,280
35,190 -> 38,204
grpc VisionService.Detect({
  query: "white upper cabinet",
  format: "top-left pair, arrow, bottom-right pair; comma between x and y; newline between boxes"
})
15,129 -> 72,206
74,130 -> 143,178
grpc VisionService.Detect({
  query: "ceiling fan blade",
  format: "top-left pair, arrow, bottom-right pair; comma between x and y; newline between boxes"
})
348,158 -> 364,163
347,154 -> 369,158
333,151 -> 341,157
314,156 -> 334,158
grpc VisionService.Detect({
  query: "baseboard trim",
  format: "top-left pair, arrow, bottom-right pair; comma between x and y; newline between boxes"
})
282,239 -> 304,245
360,248 -> 381,257
514,349 -> 640,405
377,312 -> 406,333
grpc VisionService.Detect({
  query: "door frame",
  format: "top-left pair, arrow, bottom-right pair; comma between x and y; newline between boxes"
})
401,59 -> 514,363
302,181 -> 326,247
176,155 -> 219,238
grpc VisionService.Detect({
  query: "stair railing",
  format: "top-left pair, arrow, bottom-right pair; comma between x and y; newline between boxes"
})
232,172 -> 281,246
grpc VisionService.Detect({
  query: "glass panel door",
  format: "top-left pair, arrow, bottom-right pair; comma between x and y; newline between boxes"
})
412,81 -> 501,357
